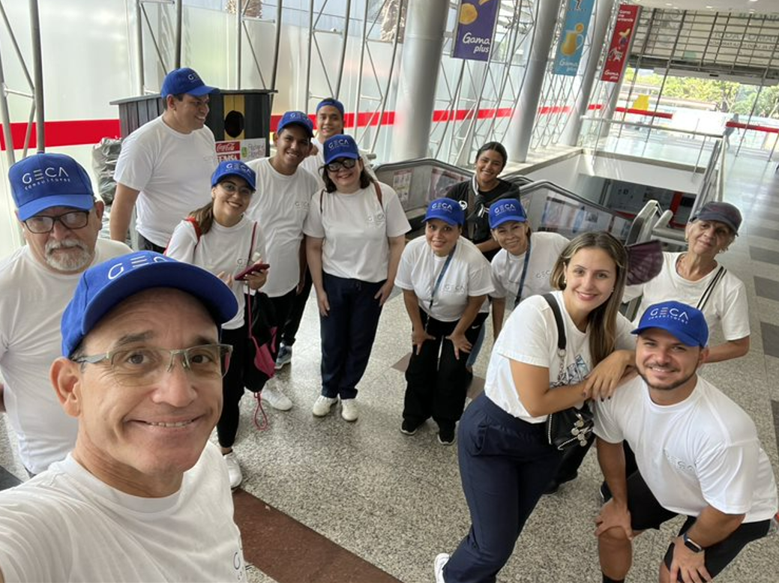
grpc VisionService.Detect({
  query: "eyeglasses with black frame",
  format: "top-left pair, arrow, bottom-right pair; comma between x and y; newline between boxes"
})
73,343 -> 233,387
23,210 -> 91,234
218,181 -> 254,197
325,158 -> 357,173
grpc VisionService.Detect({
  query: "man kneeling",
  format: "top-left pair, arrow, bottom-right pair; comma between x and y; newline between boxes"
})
594,301 -> 777,583
0,251 -> 245,582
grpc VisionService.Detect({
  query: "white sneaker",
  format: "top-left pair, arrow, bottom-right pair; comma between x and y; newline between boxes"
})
434,553 -> 450,583
341,398 -> 358,422
261,385 -> 293,411
312,395 -> 337,417
223,452 -> 243,489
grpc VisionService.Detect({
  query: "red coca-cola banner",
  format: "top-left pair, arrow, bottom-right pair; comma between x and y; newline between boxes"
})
601,4 -> 641,83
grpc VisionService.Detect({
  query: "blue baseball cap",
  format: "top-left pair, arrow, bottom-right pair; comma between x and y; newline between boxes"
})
323,134 -> 360,165
161,67 -> 216,98
61,252 -> 238,357
632,301 -> 709,347
211,160 -> 256,191
489,198 -> 527,229
10,153 -> 96,221
276,110 -> 314,138
424,198 -> 465,226
692,201 -> 742,236
316,98 -> 345,116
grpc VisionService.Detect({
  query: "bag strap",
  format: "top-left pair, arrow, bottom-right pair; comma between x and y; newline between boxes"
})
697,266 -> 726,311
185,217 -> 202,242
542,293 -> 567,384
246,223 -> 258,340
513,237 -> 533,307
542,293 -> 566,351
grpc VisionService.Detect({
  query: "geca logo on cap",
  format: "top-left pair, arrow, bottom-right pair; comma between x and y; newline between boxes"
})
21,166 -> 71,189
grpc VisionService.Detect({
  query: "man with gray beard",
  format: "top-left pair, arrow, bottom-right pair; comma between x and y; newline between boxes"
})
0,153 -> 130,475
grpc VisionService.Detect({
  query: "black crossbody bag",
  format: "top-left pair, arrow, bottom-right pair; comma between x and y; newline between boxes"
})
542,293 -> 594,451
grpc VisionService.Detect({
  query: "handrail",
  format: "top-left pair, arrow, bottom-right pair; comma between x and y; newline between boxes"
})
581,116 -> 723,140
374,157 -> 475,176
507,178 -> 617,216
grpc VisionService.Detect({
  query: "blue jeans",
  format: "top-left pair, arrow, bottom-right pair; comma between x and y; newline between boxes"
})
319,273 -> 385,399
465,324 -> 486,369
445,395 -> 563,583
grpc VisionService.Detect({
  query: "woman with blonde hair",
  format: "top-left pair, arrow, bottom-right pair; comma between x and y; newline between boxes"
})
435,231 -> 636,583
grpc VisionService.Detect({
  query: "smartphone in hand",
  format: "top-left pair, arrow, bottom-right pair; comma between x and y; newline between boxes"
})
235,263 -> 270,281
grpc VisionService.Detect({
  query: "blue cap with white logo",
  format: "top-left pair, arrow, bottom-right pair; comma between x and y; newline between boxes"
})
424,197 -> 465,226
276,110 -> 314,138
9,153 -> 96,221
211,160 -> 257,191
488,198 -> 527,229
316,98 -> 345,116
323,134 -> 360,164
61,252 -> 238,357
161,67 -> 216,98
632,300 -> 709,347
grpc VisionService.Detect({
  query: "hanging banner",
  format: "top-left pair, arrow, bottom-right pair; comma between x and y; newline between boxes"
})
601,4 -> 641,83
451,0 -> 501,62
553,0 -> 595,76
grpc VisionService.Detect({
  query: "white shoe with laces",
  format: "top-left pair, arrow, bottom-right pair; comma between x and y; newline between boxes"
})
434,553 -> 450,583
261,385 -> 293,411
312,395 -> 337,417
223,452 -> 243,490
340,398 -> 358,422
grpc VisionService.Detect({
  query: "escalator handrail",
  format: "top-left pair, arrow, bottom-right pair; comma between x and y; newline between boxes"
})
509,178 -> 618,217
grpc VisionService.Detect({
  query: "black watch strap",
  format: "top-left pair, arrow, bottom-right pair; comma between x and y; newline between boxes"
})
682,532 -> 703,553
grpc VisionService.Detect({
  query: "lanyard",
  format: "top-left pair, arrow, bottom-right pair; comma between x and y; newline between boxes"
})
426,246 -> 456,327
511,236 -> 532,307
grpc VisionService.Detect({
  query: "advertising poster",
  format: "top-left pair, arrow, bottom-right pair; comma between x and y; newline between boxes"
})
452,0 -> 501,62
601,4 -> 641,83
553,0 -> 595,77
392,169 -> 413,208
215,137 -> 266,162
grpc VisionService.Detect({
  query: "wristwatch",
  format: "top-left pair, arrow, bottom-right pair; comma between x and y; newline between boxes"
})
682,532 -> 703,553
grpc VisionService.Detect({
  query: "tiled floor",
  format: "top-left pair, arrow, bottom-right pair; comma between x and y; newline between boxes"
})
1,148 -> 778,583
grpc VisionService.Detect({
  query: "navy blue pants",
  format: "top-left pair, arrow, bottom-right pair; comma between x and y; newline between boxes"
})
445,395 -> 563,583
320,273 -> 385,399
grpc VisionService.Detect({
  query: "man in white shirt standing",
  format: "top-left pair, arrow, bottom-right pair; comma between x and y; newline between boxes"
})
246,110 -> 318,410
110,67 -> 218,251
0,153 -> 130,476
594,301 -> 778,583
0,252 -> 245,582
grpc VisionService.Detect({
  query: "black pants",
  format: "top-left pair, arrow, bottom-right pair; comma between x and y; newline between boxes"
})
137,233 -> 166,254
268,287 -> 297,356
281,268 -> 313,347
217,323 -> 262,448
403,309 -> 487,433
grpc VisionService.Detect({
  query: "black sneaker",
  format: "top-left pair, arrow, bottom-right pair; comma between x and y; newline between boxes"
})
543,471 -> 578,495
437,427 -> 456,445
400,420 -> 419,436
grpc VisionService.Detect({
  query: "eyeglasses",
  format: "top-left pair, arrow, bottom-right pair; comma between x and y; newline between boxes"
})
23,211 -> 90,234
325,158 -> 357,173
74,343 -> 233,387
219,181 -> 254,197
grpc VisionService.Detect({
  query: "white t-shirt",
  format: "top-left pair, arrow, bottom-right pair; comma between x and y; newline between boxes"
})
244,158 -> 319,297
623,252 -> 750,341
0,442 -> 246,582
490,231 -> 569,307
485,291 -> 635,423
0,239 -> 131,474
114,116 -> 217,247
395,236 -> 493,322
299,135 -> 327,189
166,217 -> 265,330
304,182 -> 411,282
594,376 -> 778,522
